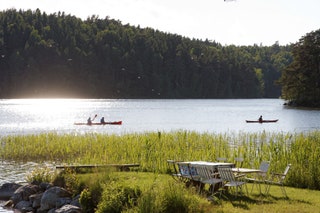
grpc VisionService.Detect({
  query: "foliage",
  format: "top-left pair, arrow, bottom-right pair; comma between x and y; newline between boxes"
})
51,168 -> 82,196
0,9 -> 292,98
78,171 -> 111,212
79,188 -> 94,213
79,185 -> 102,213
279,29 -> 320,107
77,171 -> 320,213
160,182 -> 199,213
95,182 -> 141,213
2,131 -> 320,190
25,166 -> 57,184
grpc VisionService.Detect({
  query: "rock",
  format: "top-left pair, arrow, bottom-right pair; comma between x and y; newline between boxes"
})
48,208 -> 56,213
40,182 -> 53,191
70,194 -> 81,207
39,186 -> 72,211
55,204 -> 82,213
0,183 -> 22,200
11,184 -> 41,205
15,200 -> 32,212
56,197 -> 72,208
3,200 -> 13,208
29,192 -> 43,208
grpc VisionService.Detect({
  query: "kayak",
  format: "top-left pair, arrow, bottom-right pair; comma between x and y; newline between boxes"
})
246,119 -> 278,123
74,121 -> 122,125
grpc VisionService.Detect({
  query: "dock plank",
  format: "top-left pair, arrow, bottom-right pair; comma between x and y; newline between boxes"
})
56,164 -> 140,171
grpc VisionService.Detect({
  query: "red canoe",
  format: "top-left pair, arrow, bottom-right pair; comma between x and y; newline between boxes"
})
74,121 -> 122,125
246,119 -> 278,123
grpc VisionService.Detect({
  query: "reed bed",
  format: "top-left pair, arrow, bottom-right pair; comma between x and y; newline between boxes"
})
1,130 -> 320,190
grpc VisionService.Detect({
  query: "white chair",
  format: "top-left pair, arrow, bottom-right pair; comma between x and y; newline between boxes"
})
265,164 -> 291,197
244,161 -> 270,194
216,157 -> 227,162
234,157 -> 244,168
193,164 -> 223,196
175,162 -> 201,188
167,160 -> 182,182
218,166 -> 248,197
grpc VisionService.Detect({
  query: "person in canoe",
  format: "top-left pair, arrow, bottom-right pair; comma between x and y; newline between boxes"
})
87,117 -> 92,125
258,115 -> 263,123
87,114 -> 97,125
100,116 -> 105,123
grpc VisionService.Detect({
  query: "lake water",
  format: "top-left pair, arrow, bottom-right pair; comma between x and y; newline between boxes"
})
0,99 -> 320,209
0,99 -> 319,136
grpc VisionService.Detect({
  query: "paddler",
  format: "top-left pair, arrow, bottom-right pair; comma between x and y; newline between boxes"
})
87,117 -> 92,125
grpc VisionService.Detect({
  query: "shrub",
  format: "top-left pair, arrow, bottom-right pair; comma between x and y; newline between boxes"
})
161,182 -> 198,213
96,182 -> 141,213
26,167 -> 57,184
79,182 -> 103,213
135,189 -> 158,213
52,168 -> 82,196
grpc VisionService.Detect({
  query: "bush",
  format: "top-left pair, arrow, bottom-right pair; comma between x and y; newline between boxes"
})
26,167 -> 57,184
52,168 -> 82,196
79,182 -> 103,213
96,182 -> 141,213
161,182 -> 199,213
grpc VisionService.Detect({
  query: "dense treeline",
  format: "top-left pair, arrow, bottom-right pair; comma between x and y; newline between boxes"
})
278,29 -> 320,107
0,9 -> 292,98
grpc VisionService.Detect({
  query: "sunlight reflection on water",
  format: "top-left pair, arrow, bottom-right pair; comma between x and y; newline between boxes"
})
1,98 -> 319,136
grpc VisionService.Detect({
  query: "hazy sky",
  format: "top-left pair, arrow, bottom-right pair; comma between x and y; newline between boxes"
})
1,0 -> 319,46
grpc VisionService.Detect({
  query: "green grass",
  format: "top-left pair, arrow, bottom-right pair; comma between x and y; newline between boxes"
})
1,130 -> 320,190
2,130 -> 320,212
78,171 -> 320,213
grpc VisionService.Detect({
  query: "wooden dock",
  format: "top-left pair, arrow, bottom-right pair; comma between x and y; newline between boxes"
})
56,164 -> 140,171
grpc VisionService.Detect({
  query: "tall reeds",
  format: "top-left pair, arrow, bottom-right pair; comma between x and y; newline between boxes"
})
1,130 -> 320,189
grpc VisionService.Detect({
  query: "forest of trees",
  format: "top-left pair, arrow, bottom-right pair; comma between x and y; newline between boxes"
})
0,9 -> 294,99
278,29 -> 320,107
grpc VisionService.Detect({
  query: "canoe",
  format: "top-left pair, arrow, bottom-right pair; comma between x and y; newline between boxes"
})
74,121 -> 122,125
246,119 -> 278,123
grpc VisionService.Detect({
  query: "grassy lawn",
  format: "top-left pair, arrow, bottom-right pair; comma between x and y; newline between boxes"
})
77,170 -> 320,213
2,131 -> 320,212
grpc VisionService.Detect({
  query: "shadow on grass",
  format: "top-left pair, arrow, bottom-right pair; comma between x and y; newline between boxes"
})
207,191 -> 276,210
265,194 -> 312,205
208,192 -> 313,211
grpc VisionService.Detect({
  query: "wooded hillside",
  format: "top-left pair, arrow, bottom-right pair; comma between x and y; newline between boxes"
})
0,9 -> 292,98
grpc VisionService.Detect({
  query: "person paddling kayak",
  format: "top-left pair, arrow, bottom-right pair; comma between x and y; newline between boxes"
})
87,117 -> 92,125
87,114 -> 97,125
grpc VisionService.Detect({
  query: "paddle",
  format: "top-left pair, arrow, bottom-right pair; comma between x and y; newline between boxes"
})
92,114 -> 97,121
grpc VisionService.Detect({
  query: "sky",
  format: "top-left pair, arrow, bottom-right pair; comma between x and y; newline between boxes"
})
1,0 -> 319,46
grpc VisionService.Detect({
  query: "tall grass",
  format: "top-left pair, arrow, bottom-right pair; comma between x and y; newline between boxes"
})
1,130 -> 320,189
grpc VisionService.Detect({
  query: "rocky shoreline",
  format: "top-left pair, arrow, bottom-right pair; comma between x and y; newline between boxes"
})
0,182 -> 81,213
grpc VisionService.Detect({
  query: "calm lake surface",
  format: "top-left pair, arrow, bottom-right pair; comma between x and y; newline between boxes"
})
0,98 -> 319,136
1,99 -> 320,208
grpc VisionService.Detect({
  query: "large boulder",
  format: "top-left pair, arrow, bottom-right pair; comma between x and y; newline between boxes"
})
11,184 -> 41,205
39,186 -> 72,211
29,192 -> 43,208
15,200 -> 33,212
0,183 -> 22,200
